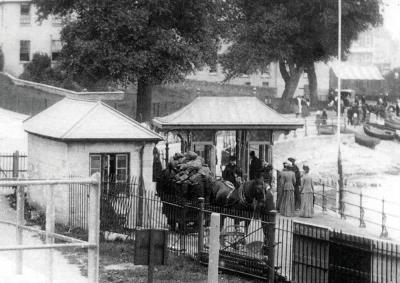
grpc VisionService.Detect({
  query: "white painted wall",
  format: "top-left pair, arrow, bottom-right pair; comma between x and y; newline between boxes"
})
0,1 -> 62,76
27,133 -> 69,224
27,133 -> 156,225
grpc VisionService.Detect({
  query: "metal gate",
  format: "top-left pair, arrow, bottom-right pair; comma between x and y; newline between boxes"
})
292,221 -> 330,283
329,231 -> 372,283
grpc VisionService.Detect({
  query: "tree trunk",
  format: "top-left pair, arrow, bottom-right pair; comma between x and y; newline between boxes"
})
279,61 -> 304,112
307,62 -> 318,106
136,77 -> 153,122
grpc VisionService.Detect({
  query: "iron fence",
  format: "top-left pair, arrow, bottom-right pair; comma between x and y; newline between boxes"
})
68,180 -> 400,282
0,151 -> 27,178
312,179 -> 400,239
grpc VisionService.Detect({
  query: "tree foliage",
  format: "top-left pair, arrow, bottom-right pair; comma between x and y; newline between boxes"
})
220,0 -> 382,108
33,0 -> 225,121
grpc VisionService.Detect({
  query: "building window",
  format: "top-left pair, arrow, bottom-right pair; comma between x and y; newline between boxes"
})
90,153 -> 130,183
245,82 -> 251,86
20,4 -> 31,26
51,40 -> 62,61
262,81 -> 269,87
89,155 -> 102,176
116,154 -> 128,182
19,40 -> 30,62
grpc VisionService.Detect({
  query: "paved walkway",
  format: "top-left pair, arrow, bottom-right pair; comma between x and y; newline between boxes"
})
0,189 -> 87,283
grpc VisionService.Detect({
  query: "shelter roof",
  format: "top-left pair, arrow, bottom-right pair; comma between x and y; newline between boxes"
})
331,63 -> 384,80
24,98 -> 163,141
152,96 -> 303,130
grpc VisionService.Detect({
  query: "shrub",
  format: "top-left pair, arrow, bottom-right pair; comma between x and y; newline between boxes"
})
20,53 -> 53,82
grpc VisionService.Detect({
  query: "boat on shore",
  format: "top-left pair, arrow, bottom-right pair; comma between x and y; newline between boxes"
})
318,124 -> 337,135
354,131 -> 380,149
363,123 -> 396,140
384,115 -> 400,130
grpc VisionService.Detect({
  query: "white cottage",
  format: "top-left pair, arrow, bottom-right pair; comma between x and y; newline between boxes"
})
23,98 -> 162,224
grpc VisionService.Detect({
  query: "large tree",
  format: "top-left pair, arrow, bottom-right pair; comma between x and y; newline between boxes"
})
33,0 -> 225,122
220,0 -> 382,108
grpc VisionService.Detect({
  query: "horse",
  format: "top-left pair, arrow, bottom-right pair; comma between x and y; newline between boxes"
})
210,177 -> 275,248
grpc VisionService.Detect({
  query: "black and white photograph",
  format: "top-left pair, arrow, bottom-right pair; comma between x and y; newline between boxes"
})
0,0 -> 400,282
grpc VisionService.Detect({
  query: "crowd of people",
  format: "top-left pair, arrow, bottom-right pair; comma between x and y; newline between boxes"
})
326,90 -> 400,125
222,151 -> 314,218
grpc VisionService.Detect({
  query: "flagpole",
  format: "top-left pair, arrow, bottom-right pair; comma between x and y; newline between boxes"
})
337,0 -> 344,218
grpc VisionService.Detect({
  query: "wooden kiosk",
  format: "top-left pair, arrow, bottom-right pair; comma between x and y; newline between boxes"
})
152,96 -> 303,177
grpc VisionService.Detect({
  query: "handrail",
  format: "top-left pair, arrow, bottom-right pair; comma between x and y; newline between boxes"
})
0,177 -> 98,186
0,174 -> 101,283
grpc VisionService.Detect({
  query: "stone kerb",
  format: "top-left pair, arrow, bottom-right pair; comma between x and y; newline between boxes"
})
2,72 -> 125,101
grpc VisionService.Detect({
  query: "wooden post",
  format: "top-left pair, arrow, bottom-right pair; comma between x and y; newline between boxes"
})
207,213 -> 220,283
13,150 -> 21,273
210,131 -> 217,176
148,230 -> 156,283
322,184 -> 327,212
380,198 -> 388,238
88,173 -> 101,283
304,118 -> 308,136
187,131 -> 193,151
359,191 -> 366,228
267,212 -> 277,283
165,133 -> 170,168
13,151 -> 19,179
198,197 -> 205,255
16,185 -> 24,275
46,184 -> 55,283
137,144 -> 145,227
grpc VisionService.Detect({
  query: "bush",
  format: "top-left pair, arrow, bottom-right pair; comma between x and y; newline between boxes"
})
20,53 -> 53,82
0,47 -> 4,71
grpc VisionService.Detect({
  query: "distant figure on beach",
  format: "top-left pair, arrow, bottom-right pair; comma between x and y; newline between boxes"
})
300,165 -> 314,218
321,109 -> 328,125
279,162 -> 296,217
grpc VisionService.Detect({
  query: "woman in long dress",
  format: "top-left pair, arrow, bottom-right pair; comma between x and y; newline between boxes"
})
300,165 -> 314,218
279,162 -> 296,217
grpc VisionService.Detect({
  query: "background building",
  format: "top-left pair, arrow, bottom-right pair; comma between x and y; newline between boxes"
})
0,0 -> 62,76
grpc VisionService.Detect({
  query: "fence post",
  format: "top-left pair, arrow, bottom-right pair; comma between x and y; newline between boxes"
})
380,198 -> 388,238
46,184 -> 55,283
13,151 -> 21,273
180,201 -> 188,252
13,150 -> 19,179
322,183 -> 327,212
88,173 -> 101,283
198,197 -> 205,255
267,212 -> 276,283
304,118 -> 308,137
16,184 -> 24,275
359,191 -> 366,228
207,213 -> 220,283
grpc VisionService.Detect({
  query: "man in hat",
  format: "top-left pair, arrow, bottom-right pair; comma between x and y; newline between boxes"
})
222,155 -> 243,189
249,151 -> 262,180
288,157 -> 301,210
